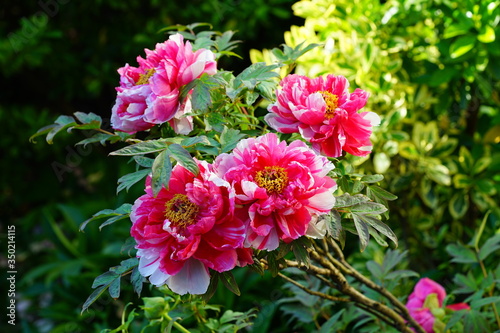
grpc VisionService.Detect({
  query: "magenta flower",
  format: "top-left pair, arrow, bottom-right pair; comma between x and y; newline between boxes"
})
111,33 -> 217,134
406,278 -> 470,333
214,133 -> 337,251
130,161 -> 252,295
265,74 -> 380,158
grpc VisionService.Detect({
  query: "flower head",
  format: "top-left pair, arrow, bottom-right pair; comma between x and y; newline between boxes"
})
406,278 -> 470,333
111,33 -> 217,134
265,74 -> 380,158
130,161 -> 252,295
214,133 -> 337,251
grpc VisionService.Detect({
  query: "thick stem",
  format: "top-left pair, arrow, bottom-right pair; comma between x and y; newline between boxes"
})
307,249 -> 417,333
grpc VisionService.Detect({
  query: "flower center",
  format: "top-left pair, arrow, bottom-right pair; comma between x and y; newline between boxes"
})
136,68 -> 155,85
319,91 -> 339,119
164,194 -> 199,228
255,166 -> 289,194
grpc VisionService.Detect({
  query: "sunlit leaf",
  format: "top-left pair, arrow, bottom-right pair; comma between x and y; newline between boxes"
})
450,35 -> 476,59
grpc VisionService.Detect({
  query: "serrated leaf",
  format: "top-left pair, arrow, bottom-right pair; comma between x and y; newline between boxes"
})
116,169 -> 150,194
110,140 -> 169,156
167,144 -> 198,175
151,150 -> 172,196
220,127 -> 246,153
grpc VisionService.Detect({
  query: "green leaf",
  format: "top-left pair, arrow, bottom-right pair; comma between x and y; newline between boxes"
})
116,169 -> 150,194
92,271 -> 119,288
219,127 -> 246,153
449,192 -> 469,219
352,215 -> 370,252
30,115 -> 77,144
366,185 -> 398,201
334,193 -> 370,208
463,310 -> 490,332
450,35 -> 476,58
453,174 -> 472,189
133,156 -> 155,168
219,271 -> 241,296
425,162 -> 451,186
361,174 -> 384,184
76,133 -> 115,147
398,141 -> 420,160
291,237 -> 311,267
110,139 -> 169,156
82,285 -> 108,313
428,67 -> 458,87
151,150 -> 172,196
80,203 -> 133,231
201,273 -> 219,302
142,297 -> 167,320
353,213 -> 398,248
446,243 -> 477,264
131,266 -> 144,296
476,179 -> 497,196
478,25 -> 495,43
234,62 -> 280,91
471,296 -> 500,309
373,152 -> 391,173
443,21 -> 473,39
167,144 -> 198,176
458,146 -> 474,171
350,202 -> 388,215
73,111 -> 102,129
478,234 -> 500,261
108,276 -> 121,299
471,156 -> 491,175
319,309 -> 345,333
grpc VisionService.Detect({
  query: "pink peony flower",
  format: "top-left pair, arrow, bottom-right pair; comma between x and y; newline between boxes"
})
111,33 -> 217,134
265,74 -> 380,158
406,278 -> 470,333
214,133 -> 337,251
130,161 -> 252,295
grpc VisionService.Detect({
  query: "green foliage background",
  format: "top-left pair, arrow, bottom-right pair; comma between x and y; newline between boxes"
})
1,0 -> 499,332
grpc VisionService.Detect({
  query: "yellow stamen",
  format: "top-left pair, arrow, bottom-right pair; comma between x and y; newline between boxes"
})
136,68 -> 155,85
255,166 -> 289,194
164,194 -> 199,228
319,90 -> 339,119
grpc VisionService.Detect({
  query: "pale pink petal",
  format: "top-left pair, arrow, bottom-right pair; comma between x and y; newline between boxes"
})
166,259 -> 210,295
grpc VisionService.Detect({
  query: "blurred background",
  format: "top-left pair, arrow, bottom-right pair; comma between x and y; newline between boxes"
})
1,0 -> 499,332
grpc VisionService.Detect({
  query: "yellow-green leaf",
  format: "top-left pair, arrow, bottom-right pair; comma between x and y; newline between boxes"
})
478,25 -> 495,43
450,35 -> 476,58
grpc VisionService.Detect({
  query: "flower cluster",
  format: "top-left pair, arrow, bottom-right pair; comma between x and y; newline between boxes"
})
406,278 -> 470,333
116,35 -> 379,295
111,33 -> 217,134
131,134 -> 337,294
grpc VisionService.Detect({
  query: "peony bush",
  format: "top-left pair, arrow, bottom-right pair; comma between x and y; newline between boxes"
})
31,25 -> 499,332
